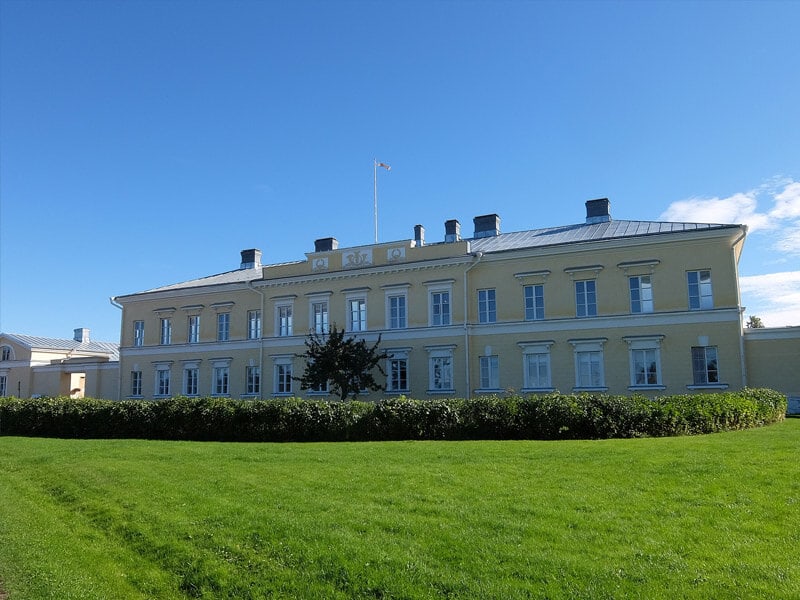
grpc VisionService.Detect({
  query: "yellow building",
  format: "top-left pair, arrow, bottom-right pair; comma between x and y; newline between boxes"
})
111,199 -> 799,405
0,328 -> 119,399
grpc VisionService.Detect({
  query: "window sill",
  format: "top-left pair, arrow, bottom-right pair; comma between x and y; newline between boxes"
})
127,395 -> 144,400
521,387 -> 555,394
687,384 -> 729,390
272,392 -> 294,397
572,387 -> 608,392
427,389 -> 455,395
474,388 -> 504,395
628,385 -> 666,391
385,390 -> 411,396
211,394 -> 231,398
307,391 -> 330,396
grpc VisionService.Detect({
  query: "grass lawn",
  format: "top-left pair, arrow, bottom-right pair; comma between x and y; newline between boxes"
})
0,420 -> 798,599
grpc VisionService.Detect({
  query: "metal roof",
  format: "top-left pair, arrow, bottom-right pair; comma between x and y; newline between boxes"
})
469,219 -> 741,254
2,334 -> 120,361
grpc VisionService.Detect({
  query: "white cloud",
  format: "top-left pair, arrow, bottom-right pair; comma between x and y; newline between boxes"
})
770,182 -> 800,219
740,271 -> 800,327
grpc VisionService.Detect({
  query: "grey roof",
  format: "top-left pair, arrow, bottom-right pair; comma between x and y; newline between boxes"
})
3,334 -> 119,361
469,219 -> 741,254
129,265 -> 268,295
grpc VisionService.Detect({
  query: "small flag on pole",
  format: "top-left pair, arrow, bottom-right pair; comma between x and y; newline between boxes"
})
377,162 -> 391,171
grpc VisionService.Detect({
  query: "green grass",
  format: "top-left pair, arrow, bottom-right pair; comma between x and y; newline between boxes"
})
0,421 -> 798,599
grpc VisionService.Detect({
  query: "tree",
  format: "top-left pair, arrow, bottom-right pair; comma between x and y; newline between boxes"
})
746,315 -> 765,329
295,325 -> 388,400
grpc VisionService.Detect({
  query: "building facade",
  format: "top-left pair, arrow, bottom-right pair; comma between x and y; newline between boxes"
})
111,199 -> 799,404
0,328 -> 119,399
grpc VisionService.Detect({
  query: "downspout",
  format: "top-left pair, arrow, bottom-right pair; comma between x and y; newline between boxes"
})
731,227 -> 749,388
247,280 -> 266,399
463,251 -> 484,399
109,296 -> 123,401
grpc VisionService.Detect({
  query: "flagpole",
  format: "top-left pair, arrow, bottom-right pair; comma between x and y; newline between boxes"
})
373,159 -> 378,243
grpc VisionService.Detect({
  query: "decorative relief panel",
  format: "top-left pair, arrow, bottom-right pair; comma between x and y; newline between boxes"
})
387,247 -> 406,261
343,249 -> 373,268
312,257 -> 329,272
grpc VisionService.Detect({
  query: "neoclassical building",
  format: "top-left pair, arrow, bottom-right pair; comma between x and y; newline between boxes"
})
111,199 -> 799,405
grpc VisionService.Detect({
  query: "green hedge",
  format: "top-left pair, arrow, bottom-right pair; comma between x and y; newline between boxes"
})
0,389 -> 787,442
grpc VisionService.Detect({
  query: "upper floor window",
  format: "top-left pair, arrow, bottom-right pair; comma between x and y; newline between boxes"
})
1,345 -> 12,361
687,270 -> 713,310
217,313 -> 230,341
524,285 -> 545,321
159,318 -> 172,345
691,346 -> 719,385
431,291 -> 451,326
187,315 -> 200,344
248,310 -> 262,340
133,321 -> 144,347
629,275 -> 654,314
478,289 -> 496,323
277,304 -> 293,337
348,297 -> 367,332
311,301 -> 329,334
575,280 -> 597,318
387,294 -> 407,329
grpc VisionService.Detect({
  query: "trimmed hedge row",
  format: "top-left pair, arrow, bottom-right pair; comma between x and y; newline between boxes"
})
0,389 -> 787,442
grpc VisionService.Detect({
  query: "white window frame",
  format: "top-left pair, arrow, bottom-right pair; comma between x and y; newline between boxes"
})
154,363 -> 172,397
346,293 -> 368,332
273,355 -> 294,396
624,336 -> 665,390
629,275 -> 654,314
245,365 -> 261,396
159,318 -> 172,345
386,348 -> 411,393
308,294 -> 331,335
690,345 -> 724,388
217,312 -> 231,342
570,338 -> 607,391
688,270 -> 713,310
0,374 -> 8,396
183,362 -> 200,396
478,289 -> 497,324
478,354 -> 500,392
275,301 -> 294,337
133,321 -> 144,347
519,341 -> 554,391
130,370 -> 142,397
187,315 -> 200,344
247,310 -> 262,340
524,284 -> 545,321
426,345 -> 456,394
575,280 -> 597,318
384,286 -> 409,330
426,281 -> 454,327
212,366 -> 230,396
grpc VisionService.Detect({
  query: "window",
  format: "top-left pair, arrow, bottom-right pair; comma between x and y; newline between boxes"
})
275,362 -> 293,395
1,345 -> 12,361
388,294 -> 407,329
277,304 -> 293,337
478,289 -> 496,323
431,291 -> 450,326
575,280 -> 597,317
427,346 -> 455,393
571,339 -> 606,390
217,313 -> 230,341
311,301 -> 329,334
187,315 -> 200,343
213,366 -> 230,396
248,310 -> 262,340
348,298 -> 367,332
155,367 -> 171,396
629,275 -> 654,314
688,270 -> 713,310
479,355 -> 500,390
520,342 -> 553,390
0,374 -> 7,396
133,321 -> 144,347
246,366 -> 261,395
524,285 -> 545,321
631,349 -> 659,386
160,318 -> 172,345
692,346 -> 719,385
386,349 -> 410,393
184,367 -> 199,396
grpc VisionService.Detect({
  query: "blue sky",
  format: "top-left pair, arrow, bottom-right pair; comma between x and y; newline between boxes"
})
1,0 -> 798,343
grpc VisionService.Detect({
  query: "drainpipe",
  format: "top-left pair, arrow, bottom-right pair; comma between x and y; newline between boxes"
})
109,297 -> 123,401
731,227 -> 748,389
246,281 -> 266,399
463,251 -> 484,399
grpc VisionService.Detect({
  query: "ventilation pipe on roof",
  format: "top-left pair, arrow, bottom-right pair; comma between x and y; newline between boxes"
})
73,328 -> 90,343
414,224 -> 425,247
445,219 -> 461,242
314,237 -> 339,252
473,214 -> 501,238
240,249 -> 262,269
585,198 -> 611,224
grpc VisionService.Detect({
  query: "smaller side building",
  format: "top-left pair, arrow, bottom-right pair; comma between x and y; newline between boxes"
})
744,326 -> 800,414
0,328 -> 119,399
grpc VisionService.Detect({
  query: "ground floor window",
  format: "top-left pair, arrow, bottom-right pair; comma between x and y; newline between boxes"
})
0,374 -> 7,396
246,366 -> 260,395
130,370 -> 142,396
479,355 -> 500,390
691,346 -> 719,385
519,342 -> 552,391
273,357 -> 293,395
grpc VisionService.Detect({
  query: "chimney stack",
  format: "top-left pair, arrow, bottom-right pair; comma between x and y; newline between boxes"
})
240,248 -> 262,269
444,219 -> 461,242
414,224 -> 425,246
473,214 -> 501,238
585,198 -> 611,224
314,237 -> 339,253
73,328 -> 90,343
